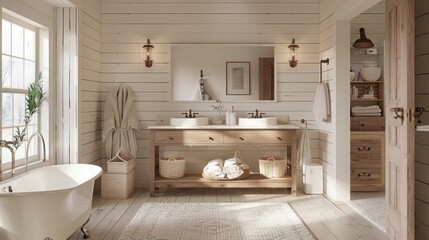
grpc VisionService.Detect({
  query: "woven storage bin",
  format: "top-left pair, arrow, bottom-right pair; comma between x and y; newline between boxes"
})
101,168 -> 135,199
259,156 -> 286,178
107,155 -> 136,173
159,157 -> 186,179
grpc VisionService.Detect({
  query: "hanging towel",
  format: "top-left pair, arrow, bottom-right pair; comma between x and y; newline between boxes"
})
297,128 -> 312,166
103,84 -> 140,159
312,82 -> 331,122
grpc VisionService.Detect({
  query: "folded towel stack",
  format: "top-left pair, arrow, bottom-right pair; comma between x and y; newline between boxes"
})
202,158 -> 249,179
351,105 -> 382,117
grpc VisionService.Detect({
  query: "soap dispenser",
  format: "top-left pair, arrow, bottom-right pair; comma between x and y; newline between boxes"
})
230,106 -> 237,125
226,108 -> 231,125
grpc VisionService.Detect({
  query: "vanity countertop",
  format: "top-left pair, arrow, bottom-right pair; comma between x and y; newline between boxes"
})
148,124 -> 300,130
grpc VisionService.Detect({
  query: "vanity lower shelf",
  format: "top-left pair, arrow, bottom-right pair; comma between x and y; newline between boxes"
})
148,126 -> 299,197
155,173 -> 292,189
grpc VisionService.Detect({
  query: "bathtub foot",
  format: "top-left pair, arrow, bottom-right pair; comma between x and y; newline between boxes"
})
81,217 -> 91,239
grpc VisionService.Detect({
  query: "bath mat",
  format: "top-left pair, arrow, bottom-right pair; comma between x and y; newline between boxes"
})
119,202 -> 315,240
348,191 -> 385,231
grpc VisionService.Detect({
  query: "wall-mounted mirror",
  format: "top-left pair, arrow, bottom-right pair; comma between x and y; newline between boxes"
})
171,45 -> 276,102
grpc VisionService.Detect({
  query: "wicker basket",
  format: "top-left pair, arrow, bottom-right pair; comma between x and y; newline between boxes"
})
107,155 -> 136,173
106,147 -> 136,173
202,148 -> 250,181
259,156 -> 286,178
159,157 -> 186,179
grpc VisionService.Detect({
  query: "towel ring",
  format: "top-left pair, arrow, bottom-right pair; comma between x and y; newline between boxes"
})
300,119 -> 307,129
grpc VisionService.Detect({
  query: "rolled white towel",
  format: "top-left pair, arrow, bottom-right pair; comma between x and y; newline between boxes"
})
227,170 -> 243,179
203,165 -> 223,176
224,164 -> 239,174
206,159 -> 223,167
224,158 -> 241,165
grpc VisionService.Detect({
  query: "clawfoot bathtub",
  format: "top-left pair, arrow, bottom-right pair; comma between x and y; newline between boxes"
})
0,164 -> 102,240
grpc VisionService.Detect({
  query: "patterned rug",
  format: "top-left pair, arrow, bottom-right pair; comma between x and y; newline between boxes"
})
120,202 -> 315,240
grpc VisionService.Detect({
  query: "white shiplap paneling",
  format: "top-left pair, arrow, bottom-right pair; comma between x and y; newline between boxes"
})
101,0 -> 320,188
79,0 -> 103,166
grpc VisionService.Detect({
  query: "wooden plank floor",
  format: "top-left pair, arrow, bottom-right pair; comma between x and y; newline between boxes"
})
68,188 -> 388,240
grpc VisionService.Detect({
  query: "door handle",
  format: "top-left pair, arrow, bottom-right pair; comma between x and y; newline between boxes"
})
390,107 -> 404,125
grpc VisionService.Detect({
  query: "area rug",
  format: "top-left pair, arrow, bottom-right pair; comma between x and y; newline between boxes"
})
348,192 -> 385,231
119,202 -> 315,240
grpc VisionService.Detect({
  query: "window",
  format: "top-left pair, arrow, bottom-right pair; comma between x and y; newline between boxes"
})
2,15 -> 39,165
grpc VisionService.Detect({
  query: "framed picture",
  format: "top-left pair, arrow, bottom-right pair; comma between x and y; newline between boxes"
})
226,62 -> 250,95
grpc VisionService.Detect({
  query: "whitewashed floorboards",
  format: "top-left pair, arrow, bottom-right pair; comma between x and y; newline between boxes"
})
68,188 -> 387,240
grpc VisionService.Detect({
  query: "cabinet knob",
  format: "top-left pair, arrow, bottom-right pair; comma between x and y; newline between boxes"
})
239,137 -> 244,141
209,136 -> 214,141
357,146 -> 371,151
169,137 -> 174,141
277,137 -> 283,141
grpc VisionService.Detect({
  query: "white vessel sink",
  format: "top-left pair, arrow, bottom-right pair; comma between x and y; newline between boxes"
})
238,117 -> 277,127
360,67 -> 381,82
170,117 -> 209,127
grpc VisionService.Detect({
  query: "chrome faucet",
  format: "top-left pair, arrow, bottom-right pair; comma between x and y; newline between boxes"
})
0,140 -> 16,179
25,132 -> 46,172
248,109 -> 265,118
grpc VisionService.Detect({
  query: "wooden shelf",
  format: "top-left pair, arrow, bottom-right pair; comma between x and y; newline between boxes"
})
155,173 -> 292,189
351,98 -> 383,101
150,128 -> 298,197
350,81 -> 384,84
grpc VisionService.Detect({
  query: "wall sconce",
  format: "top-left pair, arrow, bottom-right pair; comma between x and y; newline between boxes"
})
353,28 -> 374,48
142,38 -> 154,68
288,39 -> 299,68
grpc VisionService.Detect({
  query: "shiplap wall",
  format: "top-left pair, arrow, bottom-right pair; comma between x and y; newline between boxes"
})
101,0 -> 321,187
415,0 -> 429,238
78,0 -> 103,167
319,0 -> 336,197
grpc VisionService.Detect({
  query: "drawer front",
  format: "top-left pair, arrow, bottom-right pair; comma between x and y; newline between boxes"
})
154,130 -> 222,144
351,140 -> 381,154
351,168 -> 382,184
223,130 -> 292,144
351,152 -> 382,169
350,117 -> 384,131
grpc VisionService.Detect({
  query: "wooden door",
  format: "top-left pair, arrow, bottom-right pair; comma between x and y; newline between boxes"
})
385,0 -> 415,239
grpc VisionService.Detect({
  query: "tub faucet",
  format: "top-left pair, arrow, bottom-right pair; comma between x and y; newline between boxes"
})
0,140 -> 16,179
25,132 -> 46,172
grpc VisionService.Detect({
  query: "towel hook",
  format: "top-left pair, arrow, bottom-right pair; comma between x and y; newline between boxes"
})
300,119 -> 307,129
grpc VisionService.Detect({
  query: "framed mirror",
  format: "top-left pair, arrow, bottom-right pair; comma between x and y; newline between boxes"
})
171,45 -> 276,102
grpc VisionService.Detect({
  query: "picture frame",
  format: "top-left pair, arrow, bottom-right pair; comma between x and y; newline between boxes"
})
226,61 -> 250,95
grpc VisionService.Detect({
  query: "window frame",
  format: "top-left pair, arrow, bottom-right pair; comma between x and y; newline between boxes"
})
1,13 -> 41,170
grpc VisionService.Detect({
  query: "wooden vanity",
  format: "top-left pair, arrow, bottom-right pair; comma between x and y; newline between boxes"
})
148,125 -> 300,197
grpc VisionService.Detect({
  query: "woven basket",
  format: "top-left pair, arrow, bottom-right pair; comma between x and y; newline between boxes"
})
106,148 -> 136,173
259,156 -> 286,178
159,157 -> 186,179
202,148 -> 250,181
